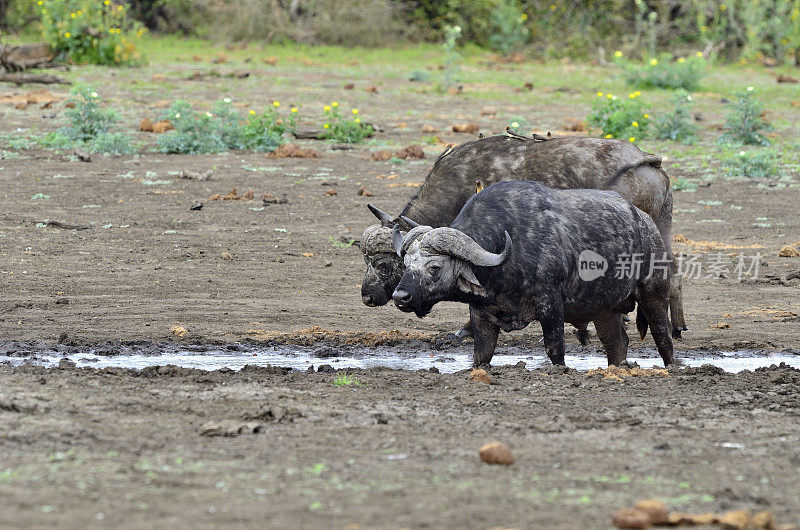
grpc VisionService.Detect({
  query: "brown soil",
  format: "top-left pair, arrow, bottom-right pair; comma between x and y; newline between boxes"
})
1,58 -> 800,528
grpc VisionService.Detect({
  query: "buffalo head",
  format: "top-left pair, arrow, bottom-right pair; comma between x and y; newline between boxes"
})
360,204 -> 406,307
391,225 -> 512,317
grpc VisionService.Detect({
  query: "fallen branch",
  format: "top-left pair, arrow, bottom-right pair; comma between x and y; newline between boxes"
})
0,73 -> 71,86
0,42 -> 59,72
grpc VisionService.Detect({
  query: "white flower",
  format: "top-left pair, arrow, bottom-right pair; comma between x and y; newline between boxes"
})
739,151 -> 746,156
90,92 -> 98,98
747,86 -> 754,91
686,95 -> 692,101
206,112 -> 213,118
612,95 -> 617,100
174,113 -> 181,119
223,97 -> 231,103
511,121 -> 520,128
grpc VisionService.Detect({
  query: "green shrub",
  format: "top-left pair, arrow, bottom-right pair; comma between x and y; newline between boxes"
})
321,102 -> 373,144
440,24 -> 461,91
242,102 -> 298,152
37,85 -> 138,154
61,85 -> 119,142
653,91 -> 698,144
90,132 -> 138,154
622,53 -> 705,91
157,99 -> 298,154
39,0 -> 145,66
719,88 -> 771,146
588,91 -> 649,142
488,0 -> 529,55
725,149 -> 777,179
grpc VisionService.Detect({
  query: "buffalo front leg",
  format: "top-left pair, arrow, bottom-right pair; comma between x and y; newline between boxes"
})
433,319 -> 472,349
470,306 -> 499,369
540,303 -> 566,366
593,312 -> 629,366
656,192 -> 688,338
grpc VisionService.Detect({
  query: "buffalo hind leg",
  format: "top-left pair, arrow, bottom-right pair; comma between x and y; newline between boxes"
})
470,307 -> 499,368
593,312 -> 629,366
574,323 -> 590,346
637,295 -> 674,367
656,190 -> 688,338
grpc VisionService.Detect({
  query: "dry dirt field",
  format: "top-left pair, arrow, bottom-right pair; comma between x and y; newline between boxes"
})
1,44 -> 799,528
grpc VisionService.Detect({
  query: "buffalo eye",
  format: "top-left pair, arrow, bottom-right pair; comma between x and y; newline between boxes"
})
426,264 -> 442,279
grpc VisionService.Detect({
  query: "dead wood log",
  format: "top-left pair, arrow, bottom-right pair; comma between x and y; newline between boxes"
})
0,73 -> 70,86
0,43 -> 58,72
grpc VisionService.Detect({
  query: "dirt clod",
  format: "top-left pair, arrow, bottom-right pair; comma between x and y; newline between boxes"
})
170,325 -> 187,338
220,252 -> 234,260
778,245 -> 800,257
371,150 -> 392,161
563,119 -> 587,132
469,368 -> 492,384
422,124 -> 438,133
633,500 -> 668,525
478,442 -> 514,465
357,186 -> 373,197
268,144 -> 321,158
612,508 -> 651,529
394,145 -> 425,160
325,188 -> 338,196
718,509 -> 751,530
776,74 -> 799,84
451,123 -> 480,133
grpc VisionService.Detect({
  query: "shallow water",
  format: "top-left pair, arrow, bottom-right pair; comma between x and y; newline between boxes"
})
1,345 -> 798,374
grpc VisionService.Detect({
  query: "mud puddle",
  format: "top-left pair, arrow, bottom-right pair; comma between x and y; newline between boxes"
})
1,344 -> 799,373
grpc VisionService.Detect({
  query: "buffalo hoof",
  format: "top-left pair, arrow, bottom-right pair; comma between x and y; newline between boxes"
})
433,332 -> 465,350
672,326 -> 687,339
575,328 -> 590,346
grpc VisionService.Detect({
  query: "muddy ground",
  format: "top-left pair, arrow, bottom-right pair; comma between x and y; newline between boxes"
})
1,47 -> 800,527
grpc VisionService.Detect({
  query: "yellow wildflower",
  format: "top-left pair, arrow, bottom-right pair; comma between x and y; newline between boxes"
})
596,91 -> 603,97
273,101 -> 280,107
629,92 -> 636,99
520,13 -> 528,21
323,123 -> 330,129
605,134 -> 613,138
629,137 -> 636,142
678,57 -> 686,63
632,121 -> 639,127
696,51 -> 703,58
64,32 -> 71,38
104,0 -> 111,5
644,113 -> 650,118
614,50 -> 622,58
634,91 -> 641,96
249,110 -> 256,115
332,101 -> 338,107
291,107 -> 298,113
324,105 -> 331,111
37,0 -> 42,4
70,12 -> 76,18
355,118 -> 361,123
352,108 -> 359,115
650,58 -> 658,65
118,4 -> 124,10
606,93 -> 613,99
76,10 -> 81,15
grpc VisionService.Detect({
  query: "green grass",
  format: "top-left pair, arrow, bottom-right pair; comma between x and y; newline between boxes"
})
333,373 -> 362,387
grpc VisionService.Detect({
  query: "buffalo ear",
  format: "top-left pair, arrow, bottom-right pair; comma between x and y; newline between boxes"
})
457,267 -> 487,297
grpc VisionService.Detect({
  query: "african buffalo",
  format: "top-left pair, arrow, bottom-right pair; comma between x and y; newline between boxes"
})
391,181 -> 674,368
360,134 -> 687,340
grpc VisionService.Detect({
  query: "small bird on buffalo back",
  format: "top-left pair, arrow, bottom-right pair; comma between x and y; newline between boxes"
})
475,180 -> 484,194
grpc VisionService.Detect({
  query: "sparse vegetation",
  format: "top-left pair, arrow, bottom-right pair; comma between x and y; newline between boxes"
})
719,88 -> 771,146
333,373 -> 362,386
653,91 -> 698,144
622,53 -> 705,91
321,103 -> 373,144
726,149 -> 778,179
588,91 -> 649,142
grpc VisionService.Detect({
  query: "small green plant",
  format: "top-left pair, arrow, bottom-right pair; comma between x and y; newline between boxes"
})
441,24 -> 462,91
39,0 -> 145,66
507,117 -> 529,133
421,135 -> 438,145
622,53 -> 705,91
321,102 -> 373,144
62,85 -> 119,142
409,70 -> 431,82
725,149 -> 777,179
157,100 -> 227,154
329,236 -> 355,248
333,373 -> 362,387
242,102 -> 298,152
38,85 -> 138,154
588,91 -> 649,142
654,91 -> 698,144
719,88 -> 771,146
670,178 -> 698,192
488,1 -> 529,55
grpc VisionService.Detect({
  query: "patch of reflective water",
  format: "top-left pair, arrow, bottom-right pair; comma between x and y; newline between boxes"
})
1,346 -> 798,374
